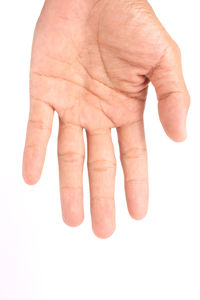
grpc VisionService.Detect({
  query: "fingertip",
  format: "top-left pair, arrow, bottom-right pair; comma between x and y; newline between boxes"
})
92,223 -> 116,239
60,187 -> 84,228
22,148 -> 43,185
166,130 -> 187,143
22,172 -> 40,186
90,198 -> 116,239
126,181 -> 149,221
158,94 -> 189,143
62,214 -> 84,228
90,196 -> 116,239
62,201 -> 84,227
162,113 -> 187,142
92,213 -> 116,239
160,114 -> 188,143
129,206 -> 148,221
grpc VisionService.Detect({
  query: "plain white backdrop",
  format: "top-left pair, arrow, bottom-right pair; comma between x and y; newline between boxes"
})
0,0 -> 199,299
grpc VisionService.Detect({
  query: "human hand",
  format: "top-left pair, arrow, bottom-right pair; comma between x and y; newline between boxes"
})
23,0 -> 190,238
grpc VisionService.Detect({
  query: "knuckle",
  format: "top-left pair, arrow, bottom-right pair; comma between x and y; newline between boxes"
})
28,119 -> 52,131
125,178 -> 148,184
58,151 -> 84,163
88,159 -> 116,172
91,196 -> 114,203
60,185 -> 82,191
121,146 -> 147,160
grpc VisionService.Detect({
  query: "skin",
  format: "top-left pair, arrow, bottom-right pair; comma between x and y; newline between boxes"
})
23,0 -> 190,238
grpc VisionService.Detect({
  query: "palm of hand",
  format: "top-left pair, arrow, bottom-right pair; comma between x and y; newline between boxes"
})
23,0 -> 189,238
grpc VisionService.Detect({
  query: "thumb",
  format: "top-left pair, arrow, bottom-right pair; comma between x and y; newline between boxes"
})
148,41 -> 190,142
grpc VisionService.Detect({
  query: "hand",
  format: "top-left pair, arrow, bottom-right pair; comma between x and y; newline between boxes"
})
23,0 -> 190,238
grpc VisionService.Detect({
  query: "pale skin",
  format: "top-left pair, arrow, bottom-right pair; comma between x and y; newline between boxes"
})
23,0 -> 190,238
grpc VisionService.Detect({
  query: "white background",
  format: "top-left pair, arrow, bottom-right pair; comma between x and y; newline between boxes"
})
0,0 -> 199,299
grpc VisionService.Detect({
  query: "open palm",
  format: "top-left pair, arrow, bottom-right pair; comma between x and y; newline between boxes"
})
23,0 -> 190,238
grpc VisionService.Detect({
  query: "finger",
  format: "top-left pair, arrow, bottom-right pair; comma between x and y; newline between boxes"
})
23,98 -> 54,185
148,42 -> 190,142
117,120 -> 148,220
87,128 -> 116,239
58,122 -> 85,227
